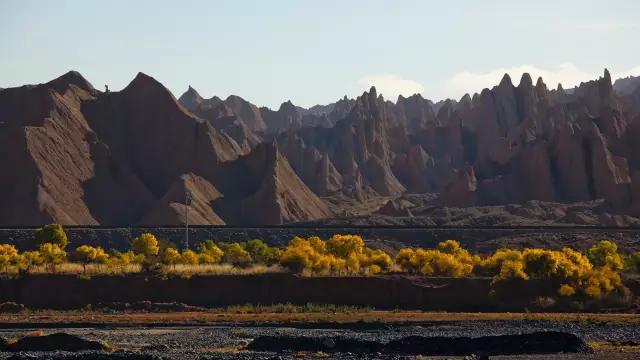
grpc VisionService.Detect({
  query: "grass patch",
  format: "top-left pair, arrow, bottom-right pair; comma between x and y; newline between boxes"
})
222,303 -> 373,314
2,263 -> 283,277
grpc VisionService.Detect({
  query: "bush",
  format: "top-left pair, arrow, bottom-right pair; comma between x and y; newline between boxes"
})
109,250 -> 144,266
244,239 -> 281,265
132,233 -> 160,257
198,240 -> 224,264
625,252 -> 640,273
33,224 -> 68,249
39,243 -> 66,272
394,241 -> 475,277
72,245 -> 109,272
479,246 -> 625,300
0,244 -> 20,272
181,249 -> 199,265
221,243 -> 252,267
279,235 -> 391,275
160,247 -> 181,268
20,250 -> 44,272
587,240 -> 624,271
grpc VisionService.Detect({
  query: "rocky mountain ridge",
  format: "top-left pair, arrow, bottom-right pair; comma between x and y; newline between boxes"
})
2,70 -> 640,225
0,72 -> 331,225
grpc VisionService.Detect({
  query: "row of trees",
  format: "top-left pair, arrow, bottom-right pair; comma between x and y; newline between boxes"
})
2,224 -> 640,301
0,225 -> 282,273
278,236 -> 638,300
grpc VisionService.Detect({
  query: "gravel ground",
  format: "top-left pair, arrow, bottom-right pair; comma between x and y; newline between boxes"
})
1,320 -> 639,359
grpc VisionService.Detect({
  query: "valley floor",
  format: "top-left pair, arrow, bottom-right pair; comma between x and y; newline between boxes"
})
1,312 -> 640,359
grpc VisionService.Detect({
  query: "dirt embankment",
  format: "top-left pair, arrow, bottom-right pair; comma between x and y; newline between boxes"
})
0,274 -> 636,311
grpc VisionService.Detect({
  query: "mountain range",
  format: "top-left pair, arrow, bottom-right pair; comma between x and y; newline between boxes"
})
1,70 -> 640,226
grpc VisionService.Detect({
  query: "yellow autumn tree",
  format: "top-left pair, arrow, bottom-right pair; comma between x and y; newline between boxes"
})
280,235 -> 391,275
131,233 -> 160,258
39,243 -> 67,272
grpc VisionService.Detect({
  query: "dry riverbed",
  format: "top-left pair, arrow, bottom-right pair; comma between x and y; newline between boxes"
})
0,311 -> 639,359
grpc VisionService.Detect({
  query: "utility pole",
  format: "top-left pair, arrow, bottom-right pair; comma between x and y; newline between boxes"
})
184,186 -> 192,250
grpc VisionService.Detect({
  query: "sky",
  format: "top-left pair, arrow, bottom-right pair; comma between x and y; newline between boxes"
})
1,0 -> 639,108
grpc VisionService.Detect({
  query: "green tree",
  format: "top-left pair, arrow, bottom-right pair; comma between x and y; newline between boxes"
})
587,240 -> 624,270
244,239 -> 281,265
625,252 -> 640,273
34,224 -> 68,249
132,233 -> 160,257
221,243 -> 252,267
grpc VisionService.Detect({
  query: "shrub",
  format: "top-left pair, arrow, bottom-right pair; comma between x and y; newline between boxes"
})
198,240 -> 224,264
160,247 -> 181,269
0,244 -> 20,272
181,249 -> 199,265
244,239 -> 281,265
558,284 -> 576,297
479,247 -> 625,299
587,240 -> 624,271
326,234 -> 365,258
221,243 -> 252,267
280,235 -> 391,275
394,241 -> 474,277
625,252 -> 640,273
34,224 -> 68,249
109,250 -> 144,266
20,250 -> 44,273
72,245 -> 109,272
132,233 -> 160,257
39,243 -> 67,272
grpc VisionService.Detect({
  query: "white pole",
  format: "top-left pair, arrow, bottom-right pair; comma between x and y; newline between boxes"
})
185,187 -> 191,250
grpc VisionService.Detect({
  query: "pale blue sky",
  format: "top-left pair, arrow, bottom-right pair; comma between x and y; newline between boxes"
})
1,0 -> 639,108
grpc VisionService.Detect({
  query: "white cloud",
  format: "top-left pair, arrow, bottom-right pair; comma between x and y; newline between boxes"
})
357,74 -> 425,101
444,63 -> 640,99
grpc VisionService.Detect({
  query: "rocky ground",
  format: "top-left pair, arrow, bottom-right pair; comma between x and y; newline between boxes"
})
1,319 -> 640,359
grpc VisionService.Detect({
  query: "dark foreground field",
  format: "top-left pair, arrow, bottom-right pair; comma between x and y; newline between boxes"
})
1,311 -> 640,359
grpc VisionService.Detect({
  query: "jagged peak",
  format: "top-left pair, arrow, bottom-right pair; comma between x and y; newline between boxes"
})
279,100 -> 296,111
499,73 -> 513,87
178,85 -> 204,110
226,94 -> 244,102
125,72 -> 168,92
460,93 -> 472,105
557,83 -> 564,92
368,86 -> 377,99
535,76 -> 545,88
518,73 -> 533,88
603,68 -> 612,82
123,72 -> 184,109
471,92 -> 480,103
185,85 -> 201,97
47,70 -> 94,92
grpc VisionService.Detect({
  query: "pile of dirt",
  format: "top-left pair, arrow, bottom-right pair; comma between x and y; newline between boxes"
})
247,331 -> 590,356
0,302 -> 25,313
